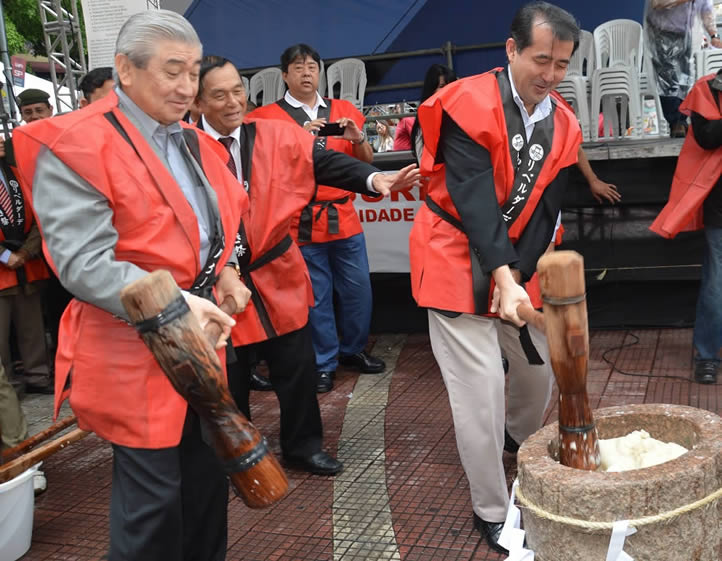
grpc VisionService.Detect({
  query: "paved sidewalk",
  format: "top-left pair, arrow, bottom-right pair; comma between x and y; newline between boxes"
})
12,328 -> 722,560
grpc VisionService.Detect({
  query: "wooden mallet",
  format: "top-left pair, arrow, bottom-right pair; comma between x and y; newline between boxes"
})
120,270 -> 288,508
517,250 -> 600,470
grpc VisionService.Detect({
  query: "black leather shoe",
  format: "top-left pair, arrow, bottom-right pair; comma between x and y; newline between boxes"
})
25,382 -> 54,395
473,512 -> 508,555
504,428 -> 520,454
317,371 -> 334,393
283,451 -> 344,475
338,351 -> 386,374
249,369 -> 273,391
694,360 -> 718,384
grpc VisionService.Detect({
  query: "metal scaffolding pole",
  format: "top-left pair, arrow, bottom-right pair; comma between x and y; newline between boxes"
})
37,0 -> 87,113
0,2 -> 17,120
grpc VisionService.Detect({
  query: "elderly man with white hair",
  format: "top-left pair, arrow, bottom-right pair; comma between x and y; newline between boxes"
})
11,10 -> 250,560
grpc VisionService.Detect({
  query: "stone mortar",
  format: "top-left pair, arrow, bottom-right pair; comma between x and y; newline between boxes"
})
517,404 -> 722,561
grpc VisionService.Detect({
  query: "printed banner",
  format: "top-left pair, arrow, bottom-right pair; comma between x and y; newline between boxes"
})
10,56 -> 26,88
351,185 -> 424,273
80,0 -> 160,69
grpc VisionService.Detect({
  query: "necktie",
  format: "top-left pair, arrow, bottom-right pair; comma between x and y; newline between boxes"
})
219,136 -> 238,178
0,173 -> 14,224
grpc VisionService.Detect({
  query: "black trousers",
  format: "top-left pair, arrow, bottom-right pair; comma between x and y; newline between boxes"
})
109,411 -> 228,561
43,271 -> 72,358
227,322 -> 322,458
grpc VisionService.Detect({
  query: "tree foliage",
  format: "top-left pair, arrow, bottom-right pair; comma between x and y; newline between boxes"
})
3,0 -> 86,56
3,0 -> 45,55
4,17 -> 26,54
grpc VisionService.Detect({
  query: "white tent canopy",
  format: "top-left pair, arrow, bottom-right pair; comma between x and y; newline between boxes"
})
1,64 -> 73,117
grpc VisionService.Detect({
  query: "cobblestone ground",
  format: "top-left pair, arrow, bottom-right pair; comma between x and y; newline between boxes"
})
9,329 -> 721,561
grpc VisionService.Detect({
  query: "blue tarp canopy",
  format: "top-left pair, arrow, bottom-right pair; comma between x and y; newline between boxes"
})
186,0 -> 645,104
184,0 -> 427,67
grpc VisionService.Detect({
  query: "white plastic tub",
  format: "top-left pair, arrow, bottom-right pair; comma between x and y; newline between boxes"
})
0,463 -> 41,561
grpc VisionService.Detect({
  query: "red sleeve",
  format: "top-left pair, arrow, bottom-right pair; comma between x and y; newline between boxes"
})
680,73 -> 722,120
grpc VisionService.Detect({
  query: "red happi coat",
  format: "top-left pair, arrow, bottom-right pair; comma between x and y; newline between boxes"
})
650,72 -> 722,238
11,91 -> 244,448
410,69 -> 580,315
251,98 -> 365,244
0,162 -> 49,289
208,118 -> 319,346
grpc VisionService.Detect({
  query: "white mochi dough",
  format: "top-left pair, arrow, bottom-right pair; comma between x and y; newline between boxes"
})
598,430 -> 688,472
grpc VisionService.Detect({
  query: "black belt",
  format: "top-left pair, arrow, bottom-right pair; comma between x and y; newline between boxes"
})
240,234 -> 292,275
239,234 -> 293,340
297,196 -> 349,243
425,197 -> 544,366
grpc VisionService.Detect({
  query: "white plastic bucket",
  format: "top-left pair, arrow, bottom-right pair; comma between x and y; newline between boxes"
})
0,463 -> 41,561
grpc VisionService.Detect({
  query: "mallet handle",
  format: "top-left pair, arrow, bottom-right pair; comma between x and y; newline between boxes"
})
517,304 -> 545,334
0,428 -> 89,483
2,416 -> 78,462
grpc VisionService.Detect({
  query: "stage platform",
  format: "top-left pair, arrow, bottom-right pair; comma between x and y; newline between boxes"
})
582,137 -> 684,161
371,136 -> 699,331
16,328 -> 721,560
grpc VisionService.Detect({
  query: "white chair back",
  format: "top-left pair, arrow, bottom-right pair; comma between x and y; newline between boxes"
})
594,19 -> 643,72
590,19 -> 645,140
699,49 -> 722,77
249,67 -> 285,107
568,29 -> 595,77
555,80 -> 591,141
326,58 -> 367,110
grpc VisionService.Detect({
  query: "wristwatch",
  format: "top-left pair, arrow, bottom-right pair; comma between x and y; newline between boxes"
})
225,261 -> 242,279
711,33 -> 720,39
351,129 -> 366,145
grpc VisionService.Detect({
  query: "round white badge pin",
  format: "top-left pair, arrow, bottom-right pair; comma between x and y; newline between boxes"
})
529,144 -> 544,161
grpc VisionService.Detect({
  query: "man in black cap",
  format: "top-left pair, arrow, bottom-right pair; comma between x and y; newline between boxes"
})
17,89 -> 53,123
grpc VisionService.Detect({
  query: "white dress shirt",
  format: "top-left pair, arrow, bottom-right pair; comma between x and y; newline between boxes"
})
284,90 -> 327,121
284,90 -> 379,192
200,116 -> 244,185
507,66 -> 561,239
507,66 -> 552,143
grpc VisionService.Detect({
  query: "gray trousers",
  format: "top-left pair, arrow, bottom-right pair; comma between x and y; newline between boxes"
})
428,310 -> 553,522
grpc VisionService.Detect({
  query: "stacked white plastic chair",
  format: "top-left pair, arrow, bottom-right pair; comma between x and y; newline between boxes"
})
555,30 -> 594,141
317,59 -> 327,97
249,67 -> 285,107
695,48 -> 722,78
326,58 -> 367,110
241,75 -> 250,94
638,49 -> 670,137
591,19 -> 644,141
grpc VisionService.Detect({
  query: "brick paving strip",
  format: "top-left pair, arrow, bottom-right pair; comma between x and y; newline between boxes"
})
332,334 -> 406,560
